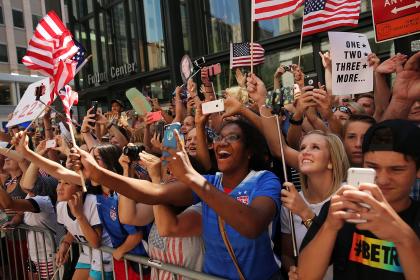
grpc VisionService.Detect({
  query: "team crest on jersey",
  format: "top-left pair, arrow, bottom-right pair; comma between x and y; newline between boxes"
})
236,190 -> 249,205
110,207 -> 117,221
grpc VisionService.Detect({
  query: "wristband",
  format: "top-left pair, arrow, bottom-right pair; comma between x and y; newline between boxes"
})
289,115 -> 304,126
302,215 -> 316,229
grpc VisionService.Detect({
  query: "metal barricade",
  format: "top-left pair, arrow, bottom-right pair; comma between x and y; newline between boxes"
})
0,224 -> 58,280
68,241 -> 225,280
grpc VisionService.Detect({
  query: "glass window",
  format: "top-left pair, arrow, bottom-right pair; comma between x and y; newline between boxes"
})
257,6 -> 304,40
180,0 -> 191,53
16,47 -> 26,64
108,2 -> 129,66
0,6 -> 4,25
32,15 -> 41,30
143,0 -> 166,70
0,44 -> 8,62
361,0 -> 371,13
0,82 -> 12,105
98,13 -> 108,73
204,0 -> 242,53
142,79 -> 173,101
78,0 -> 94,17
259,43 -> 314,90
88,18 -> 99,73
12,10 -> 25,28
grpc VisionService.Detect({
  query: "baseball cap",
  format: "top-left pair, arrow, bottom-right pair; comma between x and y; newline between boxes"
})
111,99 -> 124,108
362,119 -> 420,160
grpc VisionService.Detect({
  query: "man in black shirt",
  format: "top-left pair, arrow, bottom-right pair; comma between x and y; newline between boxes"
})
298,119 -> 420,280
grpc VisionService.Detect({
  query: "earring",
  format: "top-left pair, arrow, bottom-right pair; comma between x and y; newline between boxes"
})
327,163 -> 332,169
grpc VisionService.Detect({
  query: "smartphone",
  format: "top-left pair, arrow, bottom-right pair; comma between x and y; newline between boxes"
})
293,84 -> 301,96
155,121 -> 165,142
208,63 -> 221,77
202,99 -> 225,115
346,168 -> 376,223
89,101 -> 98,127
133,162 -> 150,180
45,139 -> 56,149
304,73 -> 319,87
147,111 -> 163,123
162,123 -> 182,162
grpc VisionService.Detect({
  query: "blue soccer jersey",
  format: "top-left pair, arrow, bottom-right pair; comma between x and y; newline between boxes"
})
96,192 -> 148,256
195,170 -> 281,280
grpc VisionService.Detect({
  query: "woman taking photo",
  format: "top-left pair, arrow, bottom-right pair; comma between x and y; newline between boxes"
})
71,119 -> 283,280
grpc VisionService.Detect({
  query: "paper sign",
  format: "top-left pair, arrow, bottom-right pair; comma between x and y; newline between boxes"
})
7,78 -> 54,127
329,32 -> 373,96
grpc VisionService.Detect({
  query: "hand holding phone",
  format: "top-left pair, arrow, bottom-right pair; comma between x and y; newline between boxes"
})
202,99 -> 224,115
162,123 -> 182,164
88,101 -> 98,127
45,139 -> 57,149
345,168 -> 376,224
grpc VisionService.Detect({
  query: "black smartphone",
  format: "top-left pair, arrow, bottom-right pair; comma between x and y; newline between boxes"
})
304,73 -> 319,87
89,101 -> 98,127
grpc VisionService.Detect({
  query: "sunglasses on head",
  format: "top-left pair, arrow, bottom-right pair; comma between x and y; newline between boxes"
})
332,106 -> 352,115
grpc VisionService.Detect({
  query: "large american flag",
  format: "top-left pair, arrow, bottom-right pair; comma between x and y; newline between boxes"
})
252,0 -> 304,21
302,0 -> 361,36
58,85 -> 78,123
22,11 -> 78,77
230,42 -> 265,69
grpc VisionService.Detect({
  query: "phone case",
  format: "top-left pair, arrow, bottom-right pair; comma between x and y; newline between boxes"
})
202,99 -> 224,115
162,123 -> 182,160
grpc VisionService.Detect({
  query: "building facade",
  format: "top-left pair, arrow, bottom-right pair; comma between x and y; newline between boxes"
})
5,0 -> 412,122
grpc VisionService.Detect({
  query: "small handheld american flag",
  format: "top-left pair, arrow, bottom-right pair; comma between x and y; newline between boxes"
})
230,42 -> 265,69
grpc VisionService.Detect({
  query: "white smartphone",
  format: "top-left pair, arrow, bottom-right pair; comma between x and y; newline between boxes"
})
45,139 -> 57,149
201,99 -> 225,115
346,168 -> 376,223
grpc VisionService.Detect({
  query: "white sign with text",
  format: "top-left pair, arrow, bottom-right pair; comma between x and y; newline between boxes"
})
329,32 -> 373,96
7,78 -> 54,127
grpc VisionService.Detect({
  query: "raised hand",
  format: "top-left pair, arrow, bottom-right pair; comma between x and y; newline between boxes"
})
319,51 -> 332,70
246,73 -> 267,106
139,151 -> 162,182
222,96 -> 243,119
281,182 -> 312,220
235,68 -> 246,88
274,65 -> 287,79
35,140 -> 49,156
376,53 -> 408,74
68,147 -> 100,179
53,135 -> 71,156
201,66 -> 211,86
392,52 -> 420,101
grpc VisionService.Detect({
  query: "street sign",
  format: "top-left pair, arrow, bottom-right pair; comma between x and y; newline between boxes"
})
371,0 -> 420,42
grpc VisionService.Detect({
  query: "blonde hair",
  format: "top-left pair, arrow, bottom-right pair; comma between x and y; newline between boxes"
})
225,86 -> 249,104
300,130 -> 350,197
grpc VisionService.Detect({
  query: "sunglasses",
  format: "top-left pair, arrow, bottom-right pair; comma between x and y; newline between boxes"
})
332,106 -> 352,115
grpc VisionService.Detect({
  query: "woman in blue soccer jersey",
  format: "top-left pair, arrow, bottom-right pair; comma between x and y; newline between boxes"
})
73,119 -> 282,280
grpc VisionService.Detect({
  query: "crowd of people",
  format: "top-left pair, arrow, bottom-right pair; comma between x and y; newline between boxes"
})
0,49 -> 419,280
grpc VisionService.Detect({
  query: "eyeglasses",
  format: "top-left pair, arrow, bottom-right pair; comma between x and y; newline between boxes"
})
332,106 -> 352,115
213,134 -> 241,144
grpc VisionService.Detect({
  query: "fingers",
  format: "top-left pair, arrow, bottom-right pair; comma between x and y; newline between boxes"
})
174,129 -> 185,152
404,51 -> 420,71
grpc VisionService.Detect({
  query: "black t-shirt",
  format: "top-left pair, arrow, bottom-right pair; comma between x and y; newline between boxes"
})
301,200 -> 420,280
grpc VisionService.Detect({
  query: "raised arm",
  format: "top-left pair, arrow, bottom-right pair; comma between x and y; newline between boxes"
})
194,101 -> 212,172
80,107 -> 100,150
260,106 -> 299,170
14,132 -> 81,186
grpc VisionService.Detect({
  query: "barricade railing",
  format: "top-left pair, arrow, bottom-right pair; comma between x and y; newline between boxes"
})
1,225 -> 225,280
0,224 -> 58,280
69,240 -> 225,280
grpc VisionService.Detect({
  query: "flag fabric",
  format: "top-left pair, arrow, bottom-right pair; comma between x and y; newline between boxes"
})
22,11 -> 78,77
58,85 -> 78,123
52,39 -> 87,103
252,0 -> 304,21
302,0 -> 361,37
230,43 -> 265,69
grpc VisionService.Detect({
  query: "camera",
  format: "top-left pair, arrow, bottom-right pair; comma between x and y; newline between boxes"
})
193,57 -> 206,69
123,145 -> 146,161
282,65 -> 293,72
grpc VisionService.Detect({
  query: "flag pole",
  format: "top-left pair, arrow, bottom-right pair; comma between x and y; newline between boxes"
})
298,16 -> 305,68
68,122 -> 87,192
250,1 -> 255,74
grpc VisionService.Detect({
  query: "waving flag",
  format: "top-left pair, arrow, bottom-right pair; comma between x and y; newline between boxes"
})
52,39 -> 87,103
58,85 -> 78,123
302,0 -> 361,36
252,0 -> 304,21
230,43 -> 265,69
22,11 -> 78,77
